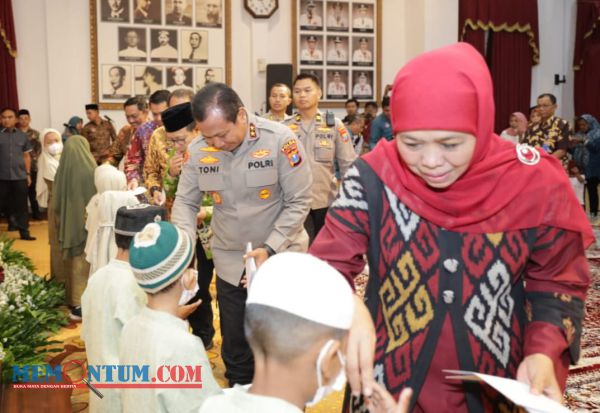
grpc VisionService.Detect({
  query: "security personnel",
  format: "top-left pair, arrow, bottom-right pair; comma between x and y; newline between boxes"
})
171,83 -> 312,386
284,72 -> 356,243
81,103 -> 117,164
263,83 -> 292,122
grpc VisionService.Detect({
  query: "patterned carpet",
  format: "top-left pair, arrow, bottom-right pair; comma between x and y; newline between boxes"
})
565,249 -> 600,412
5,222 -> 600,412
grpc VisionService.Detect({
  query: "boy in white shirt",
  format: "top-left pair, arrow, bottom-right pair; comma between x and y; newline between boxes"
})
199,252 -> 411,412
120,220 -> 222,412
81,204 -> 166,413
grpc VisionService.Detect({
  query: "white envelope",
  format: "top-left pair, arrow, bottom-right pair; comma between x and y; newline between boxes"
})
444,370 -> 572,413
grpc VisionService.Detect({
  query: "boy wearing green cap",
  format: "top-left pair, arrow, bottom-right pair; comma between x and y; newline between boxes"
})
120,220 -> 222,412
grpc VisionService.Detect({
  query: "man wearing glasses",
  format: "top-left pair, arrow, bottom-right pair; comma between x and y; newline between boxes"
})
522,93 -> 570,167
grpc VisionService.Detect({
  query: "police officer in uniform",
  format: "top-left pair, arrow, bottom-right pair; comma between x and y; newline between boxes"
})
171,83 -> 312,386
284,72 -> 356,243
81,103 -> 117,164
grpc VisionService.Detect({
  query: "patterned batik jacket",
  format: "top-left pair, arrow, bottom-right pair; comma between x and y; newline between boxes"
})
124,120 -> 157,183
310,159 -> 590,413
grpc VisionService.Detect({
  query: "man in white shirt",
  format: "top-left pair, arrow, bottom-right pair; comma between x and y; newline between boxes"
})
327,2 -> 347,29
353,3 -> 373,29
299,0 -> 322,27
352,37 -> 373,63
151,30 -> 178,60
327,36 -> 348,62
81,205 -> 166,413
119,30 -> 147,60
327,71 -> 347,96
353,72 -> 372,97
300,35 -> 323,61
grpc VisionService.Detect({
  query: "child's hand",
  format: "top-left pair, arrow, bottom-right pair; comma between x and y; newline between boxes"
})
365,382 -> 412,413
176,298 -> 202,319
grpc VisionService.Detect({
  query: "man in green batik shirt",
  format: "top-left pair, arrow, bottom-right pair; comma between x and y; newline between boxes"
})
161,102 -> 217,349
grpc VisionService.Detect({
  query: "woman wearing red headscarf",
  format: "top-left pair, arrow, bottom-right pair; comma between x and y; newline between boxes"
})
310,43 -> 592,412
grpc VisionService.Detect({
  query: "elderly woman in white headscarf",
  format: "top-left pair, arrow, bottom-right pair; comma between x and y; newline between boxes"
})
85,164 -> 139,275
36,128 -> 64,282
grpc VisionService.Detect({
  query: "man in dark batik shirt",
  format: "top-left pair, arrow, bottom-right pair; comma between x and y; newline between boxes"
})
522,93 -> 571,170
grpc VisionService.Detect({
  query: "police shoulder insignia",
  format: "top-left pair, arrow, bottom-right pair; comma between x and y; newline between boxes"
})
249,123 -> 258,139
338,126 -> 350,143
199,155 -> 220,165
281,139 -> 302,167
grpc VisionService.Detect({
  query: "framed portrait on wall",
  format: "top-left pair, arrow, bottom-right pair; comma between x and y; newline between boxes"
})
134,65 -> 164,95
101,0 -> 130,22
91,0 -> 231,109
293,0 -> 381,107
195,66 -> 223,90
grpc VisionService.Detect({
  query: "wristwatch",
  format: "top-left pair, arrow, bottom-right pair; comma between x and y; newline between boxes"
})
149,186 -> 161,196
263,244 -> 276,257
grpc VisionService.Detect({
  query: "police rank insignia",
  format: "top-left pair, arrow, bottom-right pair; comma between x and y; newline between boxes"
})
338,127 -> 350,143
281,139 -> 302,167
249,123 -> 258,139
199,155 -> 220,165
200,146 -> 221,152
252,149 -> 271,159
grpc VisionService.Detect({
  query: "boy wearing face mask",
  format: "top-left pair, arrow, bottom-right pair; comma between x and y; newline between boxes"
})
198,252 -> 411,412
120,220 -> 222,412
81,205 -> 166,413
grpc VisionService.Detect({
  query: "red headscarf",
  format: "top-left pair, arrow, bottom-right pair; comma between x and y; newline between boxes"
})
364,43 -> 593,246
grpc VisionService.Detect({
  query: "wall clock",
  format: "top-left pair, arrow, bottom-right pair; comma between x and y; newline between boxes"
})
245,0 -> 278,19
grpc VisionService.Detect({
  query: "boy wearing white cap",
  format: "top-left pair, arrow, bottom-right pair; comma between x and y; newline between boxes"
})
198,252 -> 411,412
120,221 -> 222,412
81,204 -> 166,413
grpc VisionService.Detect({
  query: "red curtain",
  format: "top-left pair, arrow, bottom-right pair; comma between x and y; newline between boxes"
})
459,0 -> 539,133
0,0 -> 18,110
574,0 -> 600,120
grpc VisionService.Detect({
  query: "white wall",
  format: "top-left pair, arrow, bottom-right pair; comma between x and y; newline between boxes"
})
13,0 -> 574,132
530,0 -> 577,122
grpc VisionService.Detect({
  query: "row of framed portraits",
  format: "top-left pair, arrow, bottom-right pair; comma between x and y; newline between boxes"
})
298,0 -> 375,33
101,65 -> 223,99
114,27 -> 212,64
100,0 -> 223,28
299,34 -> 374,66
294,0 -> 381,105
300,68 -> 374,100
92,0 -> 230,108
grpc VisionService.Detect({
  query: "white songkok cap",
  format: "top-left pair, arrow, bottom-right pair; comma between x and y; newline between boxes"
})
247,252 -> 355,330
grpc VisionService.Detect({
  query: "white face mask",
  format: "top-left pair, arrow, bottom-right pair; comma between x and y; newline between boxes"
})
178,269 -> 199,305
47,142 -> 62,156
306,339 -> 347,407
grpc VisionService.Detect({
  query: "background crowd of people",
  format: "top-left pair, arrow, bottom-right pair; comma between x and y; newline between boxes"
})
0,41 -> 593,413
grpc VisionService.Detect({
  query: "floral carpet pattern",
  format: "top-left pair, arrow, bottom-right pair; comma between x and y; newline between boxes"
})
6,222 -> 600,412
565,250 -> 600,412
